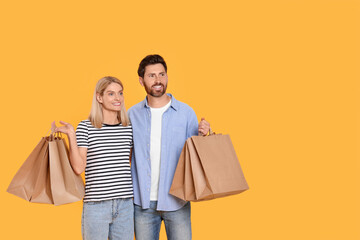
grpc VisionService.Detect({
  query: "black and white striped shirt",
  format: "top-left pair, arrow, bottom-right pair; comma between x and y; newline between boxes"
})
76,120 -> 133,202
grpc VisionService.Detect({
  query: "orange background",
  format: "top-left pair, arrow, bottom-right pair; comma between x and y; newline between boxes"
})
0,0 -> 359,239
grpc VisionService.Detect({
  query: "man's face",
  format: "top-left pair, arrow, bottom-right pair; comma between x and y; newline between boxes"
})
140,63 -> 168,97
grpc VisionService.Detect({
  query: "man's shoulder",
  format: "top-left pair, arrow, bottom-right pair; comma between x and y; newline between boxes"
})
128,100 -> 145,115
172,97 -> 195,113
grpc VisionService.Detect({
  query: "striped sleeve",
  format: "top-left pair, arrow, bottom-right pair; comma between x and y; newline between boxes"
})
76,120 -> 89,148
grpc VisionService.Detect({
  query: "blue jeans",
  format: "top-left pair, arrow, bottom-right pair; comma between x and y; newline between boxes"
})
134,201 -> 191,240
82,198 -> 134,240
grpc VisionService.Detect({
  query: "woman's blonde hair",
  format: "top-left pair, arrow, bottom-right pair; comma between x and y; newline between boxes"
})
89,76 -> 130,128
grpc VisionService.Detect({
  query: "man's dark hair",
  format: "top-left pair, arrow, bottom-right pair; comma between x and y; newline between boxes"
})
138,54 -> 167,78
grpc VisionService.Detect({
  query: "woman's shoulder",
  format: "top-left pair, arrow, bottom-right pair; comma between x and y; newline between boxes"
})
77,120 -> 92,129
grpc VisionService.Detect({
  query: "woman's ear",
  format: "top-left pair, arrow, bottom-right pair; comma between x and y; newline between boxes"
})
96,93 -> 103,103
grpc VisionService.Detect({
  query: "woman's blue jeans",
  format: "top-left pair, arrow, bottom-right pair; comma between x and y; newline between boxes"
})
81,198 -> 134,240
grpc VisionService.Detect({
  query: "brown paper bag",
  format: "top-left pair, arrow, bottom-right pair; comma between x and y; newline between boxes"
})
170,134 -> 249,201
49,138 -> 85,205
7,134 -> 84,205
7,137 -> 54,203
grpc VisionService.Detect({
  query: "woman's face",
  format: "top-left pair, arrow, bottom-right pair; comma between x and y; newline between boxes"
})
97,82 -> 124,113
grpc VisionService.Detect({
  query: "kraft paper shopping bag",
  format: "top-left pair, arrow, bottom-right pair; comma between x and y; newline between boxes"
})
7,137 -> 54,204
170,133 -> 249,201
49,138 -> 84,205
8,134 -> 84,205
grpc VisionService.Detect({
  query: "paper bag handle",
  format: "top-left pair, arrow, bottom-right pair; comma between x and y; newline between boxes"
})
46,129 -> 63,141
198,128 -> 215,136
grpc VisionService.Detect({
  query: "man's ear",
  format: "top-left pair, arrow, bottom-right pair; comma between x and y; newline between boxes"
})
96,93 -> 103,103
139,77 -> 144,87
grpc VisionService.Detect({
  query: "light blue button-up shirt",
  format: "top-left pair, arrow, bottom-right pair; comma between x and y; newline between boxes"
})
128,94 -> 198,211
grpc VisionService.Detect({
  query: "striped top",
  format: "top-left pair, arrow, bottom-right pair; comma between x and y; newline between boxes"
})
76,120 -> 133,202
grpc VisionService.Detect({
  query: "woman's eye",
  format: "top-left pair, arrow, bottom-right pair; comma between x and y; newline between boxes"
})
109,93 -> 113,96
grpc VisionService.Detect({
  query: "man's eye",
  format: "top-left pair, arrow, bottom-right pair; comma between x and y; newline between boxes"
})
109,93 -> 113,96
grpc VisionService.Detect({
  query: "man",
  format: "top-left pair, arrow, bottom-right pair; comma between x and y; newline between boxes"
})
128,54 -> 210,240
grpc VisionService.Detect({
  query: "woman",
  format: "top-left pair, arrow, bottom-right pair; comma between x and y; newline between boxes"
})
54,76 -> 134,240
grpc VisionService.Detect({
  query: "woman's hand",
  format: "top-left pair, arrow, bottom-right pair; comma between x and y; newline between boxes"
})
52,121 -> 75,136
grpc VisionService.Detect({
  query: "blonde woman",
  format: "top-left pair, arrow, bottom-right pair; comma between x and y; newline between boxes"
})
54,76 -> 134,240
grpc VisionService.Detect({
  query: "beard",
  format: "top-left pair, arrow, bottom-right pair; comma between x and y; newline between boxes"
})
145,83 -> 167,97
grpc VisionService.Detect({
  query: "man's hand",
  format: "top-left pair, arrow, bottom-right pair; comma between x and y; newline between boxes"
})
198,118 -> 210,136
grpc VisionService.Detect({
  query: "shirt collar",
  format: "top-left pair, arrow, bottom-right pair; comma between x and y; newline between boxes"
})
143,93 -> 179,111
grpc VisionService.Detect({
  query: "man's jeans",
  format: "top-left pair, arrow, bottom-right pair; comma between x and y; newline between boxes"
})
134,201 -> 191,240
81,198 -> 134,240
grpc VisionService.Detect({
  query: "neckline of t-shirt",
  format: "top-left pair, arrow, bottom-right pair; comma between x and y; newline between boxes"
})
150,99 -> 172,111
102,123 -> 122,126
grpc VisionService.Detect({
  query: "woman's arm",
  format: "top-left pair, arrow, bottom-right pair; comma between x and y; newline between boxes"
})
53,121 -> 87,175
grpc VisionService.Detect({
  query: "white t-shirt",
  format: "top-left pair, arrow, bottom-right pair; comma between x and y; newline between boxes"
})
150,100 -> 171,200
